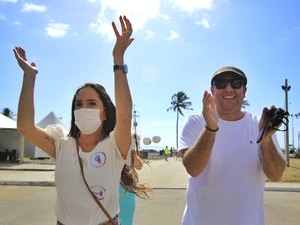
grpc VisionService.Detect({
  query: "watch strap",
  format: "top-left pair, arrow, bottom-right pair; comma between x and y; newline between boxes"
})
113,64 -> 127,74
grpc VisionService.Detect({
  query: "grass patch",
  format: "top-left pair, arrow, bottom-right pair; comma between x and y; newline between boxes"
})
267,158 -> 300,183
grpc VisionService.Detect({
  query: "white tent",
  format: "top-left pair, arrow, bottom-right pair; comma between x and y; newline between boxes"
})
37,111 -> 67,128
0,113 -> 17,129
0,113 -> 35,161
34,111 -> 68,158
0,114 -> 18,155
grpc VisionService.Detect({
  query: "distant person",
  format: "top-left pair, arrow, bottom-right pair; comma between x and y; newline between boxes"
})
14,16 -> 150,225
164,146 -> 169,161
170,147 -> 173,157
179,66 -> 286,225
175,149 -> 180,161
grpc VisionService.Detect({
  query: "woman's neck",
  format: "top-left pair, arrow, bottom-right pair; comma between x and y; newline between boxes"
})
78,131 -> 105,152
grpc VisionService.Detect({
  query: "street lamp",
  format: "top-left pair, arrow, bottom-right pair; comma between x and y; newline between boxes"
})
281,79 -> 291,167
291,114 -> 294,148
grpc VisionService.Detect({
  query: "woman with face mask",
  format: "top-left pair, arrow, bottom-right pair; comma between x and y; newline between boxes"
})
14,16 -> 149,225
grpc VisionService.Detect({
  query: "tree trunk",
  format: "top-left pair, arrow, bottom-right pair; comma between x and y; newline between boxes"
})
176,109 -> 179,150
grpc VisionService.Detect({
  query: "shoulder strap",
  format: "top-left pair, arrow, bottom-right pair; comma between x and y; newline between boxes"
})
75,139 -> 114,223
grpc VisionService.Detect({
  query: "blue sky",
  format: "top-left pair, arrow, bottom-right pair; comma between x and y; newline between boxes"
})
1,0 -> 300,150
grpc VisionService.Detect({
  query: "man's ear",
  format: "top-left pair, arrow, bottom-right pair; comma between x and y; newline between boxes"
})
210,86 -> 214,94
244,86 -> 247,97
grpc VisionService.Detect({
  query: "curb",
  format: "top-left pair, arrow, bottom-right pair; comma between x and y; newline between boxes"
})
265,187 -> 300,192
0,181 -> 55,186
0,168 -> 54,171
0,181 -> 299,192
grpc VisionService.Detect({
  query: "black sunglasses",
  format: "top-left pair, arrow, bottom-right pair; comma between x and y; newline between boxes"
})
213,78 -> 245,89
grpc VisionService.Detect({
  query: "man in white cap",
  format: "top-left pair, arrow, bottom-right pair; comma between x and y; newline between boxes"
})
178,66 -> 286,225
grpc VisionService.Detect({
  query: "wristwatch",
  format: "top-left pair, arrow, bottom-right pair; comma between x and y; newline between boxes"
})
113,64 -> 128,74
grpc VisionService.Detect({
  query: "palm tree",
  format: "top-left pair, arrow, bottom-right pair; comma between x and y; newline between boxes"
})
167,91 -> 193,150
242,100 -> 250,109
2,107 -> 16,119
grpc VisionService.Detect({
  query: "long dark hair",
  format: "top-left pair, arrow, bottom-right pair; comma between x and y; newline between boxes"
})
120,134 -> 152,199
68,83 -> 116,138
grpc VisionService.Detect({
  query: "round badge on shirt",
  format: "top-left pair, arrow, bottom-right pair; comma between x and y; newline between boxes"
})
90,185 -> 106,200
90,152 -> 106,167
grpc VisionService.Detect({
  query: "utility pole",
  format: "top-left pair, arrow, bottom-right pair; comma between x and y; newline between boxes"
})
281,79 -> 291,167
133,104 -> 140,137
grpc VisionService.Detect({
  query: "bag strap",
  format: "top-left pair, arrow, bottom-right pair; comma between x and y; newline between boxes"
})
75,139 -> 114,223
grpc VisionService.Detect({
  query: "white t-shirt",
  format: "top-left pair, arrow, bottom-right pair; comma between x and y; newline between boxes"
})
47,125 -> 129,225
179,113 -> 285,225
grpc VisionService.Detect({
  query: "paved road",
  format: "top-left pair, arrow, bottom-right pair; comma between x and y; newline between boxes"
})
0,158 -> 299,225
1,186 -> 299,225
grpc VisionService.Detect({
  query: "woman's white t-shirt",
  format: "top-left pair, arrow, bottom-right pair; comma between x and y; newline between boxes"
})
48,125 -> 127,225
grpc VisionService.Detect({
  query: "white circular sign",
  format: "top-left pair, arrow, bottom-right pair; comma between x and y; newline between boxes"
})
152,136 -> 161,143
143,137 -> 151,145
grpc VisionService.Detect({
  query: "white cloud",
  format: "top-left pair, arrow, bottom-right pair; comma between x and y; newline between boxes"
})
89,0 -> 161,40
167,30 -> 180,40
144,30 -> 155,39
45,23 -> 70,38
22,3 -> 47,13
169,0 -> 213,13
89,14 -> 114,41
195,17 -> 211,28
161,14 -> 171,21
89,0 -> 216,40
0,0 -> 18,2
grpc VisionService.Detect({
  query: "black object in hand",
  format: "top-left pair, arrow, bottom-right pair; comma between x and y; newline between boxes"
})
256,108 -> 289,143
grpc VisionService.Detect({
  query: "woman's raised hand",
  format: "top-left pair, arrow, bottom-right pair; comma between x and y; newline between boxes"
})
13,47 -> 38,76
112,15 -> 134,60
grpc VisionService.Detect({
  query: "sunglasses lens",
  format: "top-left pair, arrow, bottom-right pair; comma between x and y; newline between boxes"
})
214,80 -> 227,89
214,79 -> 244,89
230,79 -> 243,89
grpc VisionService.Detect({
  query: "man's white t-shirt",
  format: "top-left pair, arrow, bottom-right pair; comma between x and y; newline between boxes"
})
179,113 -> 285,225
47,125 -> 128,225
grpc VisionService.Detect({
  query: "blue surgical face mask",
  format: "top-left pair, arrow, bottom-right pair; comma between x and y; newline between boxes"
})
74,108 -> 103,135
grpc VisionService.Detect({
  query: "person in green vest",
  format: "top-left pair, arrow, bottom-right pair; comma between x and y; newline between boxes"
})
164,146 -> 169,161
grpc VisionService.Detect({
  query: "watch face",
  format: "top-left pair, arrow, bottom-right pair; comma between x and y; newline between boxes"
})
124,64 -> 128,74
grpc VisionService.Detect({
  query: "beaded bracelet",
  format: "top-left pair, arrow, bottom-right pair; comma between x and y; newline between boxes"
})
205,125 -> 219,132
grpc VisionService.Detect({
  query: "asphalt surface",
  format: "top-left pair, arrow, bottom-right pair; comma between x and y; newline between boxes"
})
0,158 -> 299,225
